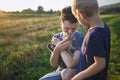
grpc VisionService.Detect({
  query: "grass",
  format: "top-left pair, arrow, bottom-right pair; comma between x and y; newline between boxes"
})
102,14 -> 120,80
0,13 -> 60,80
0,13 -> 120,80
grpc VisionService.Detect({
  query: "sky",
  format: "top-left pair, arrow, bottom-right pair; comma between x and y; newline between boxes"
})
0,0 -> 120,12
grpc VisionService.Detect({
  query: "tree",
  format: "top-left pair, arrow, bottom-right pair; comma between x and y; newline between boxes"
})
21,8 -> 34,14
36,6 -> 44,14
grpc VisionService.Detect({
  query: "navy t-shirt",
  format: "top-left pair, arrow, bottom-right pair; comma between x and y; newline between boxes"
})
76,23 -> 110,80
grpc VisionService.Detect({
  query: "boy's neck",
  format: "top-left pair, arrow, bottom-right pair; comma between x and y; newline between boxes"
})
88,15 -> 104,28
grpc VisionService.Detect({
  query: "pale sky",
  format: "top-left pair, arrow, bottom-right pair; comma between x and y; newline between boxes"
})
0,0 -> 120,12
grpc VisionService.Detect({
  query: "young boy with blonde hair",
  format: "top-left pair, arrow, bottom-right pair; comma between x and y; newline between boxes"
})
61,0 -> 110,80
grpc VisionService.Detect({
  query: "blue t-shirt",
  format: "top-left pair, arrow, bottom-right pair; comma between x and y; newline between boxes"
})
76,23 -> 110,80
53,31 -> 84,70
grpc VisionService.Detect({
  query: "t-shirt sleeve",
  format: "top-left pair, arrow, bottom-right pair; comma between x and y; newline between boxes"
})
50,33 -> 61,44
86,34 -> 106,57
51,33 -> 61,41
53,33 -> 59,38
53,33 -> 62,40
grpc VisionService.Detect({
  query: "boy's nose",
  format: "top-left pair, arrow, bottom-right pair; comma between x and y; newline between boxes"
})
68,29 -> 73,34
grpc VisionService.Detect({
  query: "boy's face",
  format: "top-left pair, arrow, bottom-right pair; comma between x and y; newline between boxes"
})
62,21 -> 77,34
75,10 -> 90,28
72,9 -> 90,28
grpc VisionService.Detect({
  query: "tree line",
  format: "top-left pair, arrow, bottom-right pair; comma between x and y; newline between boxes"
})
1,3 -> 120,14
99,3 -> 120,14
2,5 -> 60,14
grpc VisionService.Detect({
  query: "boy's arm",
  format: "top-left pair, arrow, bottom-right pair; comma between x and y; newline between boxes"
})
71,56 -> 105,80
60,50 -> 80,68
50,37 -> 70,67
50,46 -> 60,67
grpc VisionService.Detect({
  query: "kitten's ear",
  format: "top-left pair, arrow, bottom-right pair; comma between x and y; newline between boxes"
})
47,43 -> 53,52
47,43 -> 55,52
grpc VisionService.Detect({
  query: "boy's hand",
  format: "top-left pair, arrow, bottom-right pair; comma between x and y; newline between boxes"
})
51,36 -> 70,53
55,40 -> 70,52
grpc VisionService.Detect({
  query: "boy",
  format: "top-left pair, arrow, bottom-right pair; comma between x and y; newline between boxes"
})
39,6 -> 83,80
61,0 -> 110,80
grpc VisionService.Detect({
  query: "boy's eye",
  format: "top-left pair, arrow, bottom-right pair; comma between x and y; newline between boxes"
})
64,27 -> 69,29
64,27 -> 76,31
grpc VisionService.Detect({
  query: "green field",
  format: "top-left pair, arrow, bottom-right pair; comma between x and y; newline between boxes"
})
0,13 -> 120,80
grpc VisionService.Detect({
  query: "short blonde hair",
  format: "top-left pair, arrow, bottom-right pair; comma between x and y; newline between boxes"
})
72,0 -> 99,17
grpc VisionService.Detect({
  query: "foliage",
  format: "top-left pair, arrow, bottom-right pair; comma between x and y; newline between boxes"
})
2,3 -> 120,14
21,8 -> 35,14
36,6 -> 45,14
102,14 -> 120,80
0,14 -> 60,80
3,5 -> 61,14
100,3 -> 120,14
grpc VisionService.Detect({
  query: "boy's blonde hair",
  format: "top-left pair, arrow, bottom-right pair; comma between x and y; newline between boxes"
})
72,0 -> 99,17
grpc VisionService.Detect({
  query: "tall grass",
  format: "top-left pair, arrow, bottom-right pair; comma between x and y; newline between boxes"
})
0,13 -> 60,80
102,15 -> 120,80
0,13 -> 120,80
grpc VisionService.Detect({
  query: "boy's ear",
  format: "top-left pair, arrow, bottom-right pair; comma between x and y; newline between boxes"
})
78,11 -> 86,19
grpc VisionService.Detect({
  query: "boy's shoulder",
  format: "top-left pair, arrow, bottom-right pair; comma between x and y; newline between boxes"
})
53,32 -> 63,40
89,25 -> 110,42
74,31 -> 83,37
90,24 -> 109,35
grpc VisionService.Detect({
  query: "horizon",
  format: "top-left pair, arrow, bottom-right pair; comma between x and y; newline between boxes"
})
0,0 -> 120,12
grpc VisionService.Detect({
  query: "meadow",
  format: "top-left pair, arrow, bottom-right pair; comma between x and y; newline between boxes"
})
0,13 -> 120,80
